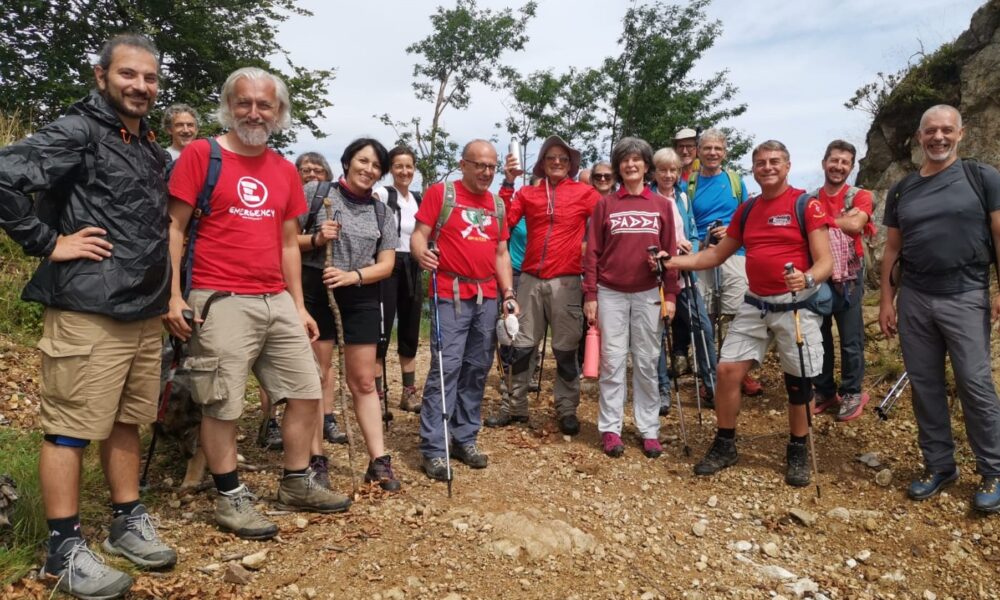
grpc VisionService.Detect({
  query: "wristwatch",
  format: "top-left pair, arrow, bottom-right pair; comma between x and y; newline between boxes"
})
804,272 -> 816,289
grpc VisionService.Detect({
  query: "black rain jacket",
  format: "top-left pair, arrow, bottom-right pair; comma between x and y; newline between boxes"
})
0,90 -> 171,321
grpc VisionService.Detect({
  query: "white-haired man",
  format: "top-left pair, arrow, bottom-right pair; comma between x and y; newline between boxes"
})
165,67 -> 350,540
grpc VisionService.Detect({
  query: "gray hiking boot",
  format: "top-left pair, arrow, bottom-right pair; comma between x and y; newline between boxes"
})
214,485 -> 278,540
452,443 -> 488,469
41,537 -> 133,600
322,418 -> 347,445
399,385 -> 422,413
693,436 -> 738,476
101,504 -> 177,569
785,442 -> 811,487
276,470 -> 352,513
257,417 -> 283,450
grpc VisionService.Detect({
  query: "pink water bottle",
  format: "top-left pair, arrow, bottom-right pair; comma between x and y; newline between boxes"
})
582,325 -> 600,378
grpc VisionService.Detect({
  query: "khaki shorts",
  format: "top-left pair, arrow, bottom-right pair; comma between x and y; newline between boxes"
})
719,290 -> 824,377
696,254 -> 749,316
185,289 -> 321,421
38,309 -> 162,440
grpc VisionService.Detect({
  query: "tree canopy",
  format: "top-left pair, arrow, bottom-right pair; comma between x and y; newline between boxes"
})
0,0 -> 334,150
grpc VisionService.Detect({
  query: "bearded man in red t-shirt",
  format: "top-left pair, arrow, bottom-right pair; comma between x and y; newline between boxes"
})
667,140 -> 833,488
165,67 -> 351,541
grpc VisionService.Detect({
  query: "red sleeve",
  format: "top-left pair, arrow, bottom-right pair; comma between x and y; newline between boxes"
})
804,197 -> 831,232
856,189 -> 877,237
725,202 -> 749,243
167,138 -> 211,206
582,198 -> 606,302
415,183 -> 444,228
658,199 -> 680,302
506,187 -> 524,228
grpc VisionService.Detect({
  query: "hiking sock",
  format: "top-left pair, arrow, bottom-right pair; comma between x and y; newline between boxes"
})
402,371 -> 415,387
212,470 -> 241,495
717,428 -> 736,440
283,467 -> 308,479
790,434 -> 808,445
309,454 -> 326,465
47,515 -> 82,554
111,499 -> 140,519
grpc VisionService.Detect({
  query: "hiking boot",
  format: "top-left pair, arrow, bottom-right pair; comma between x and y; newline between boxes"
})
215,485 -> 279,540
277,471 -> 353,513
452,443 -> 488,469
699,384 -> 715,410
907,468 -> 959,501
658,385 -> 671,416
694,436 -> 738,476
309,455 -> 331,489
41,537 -> 133,600
602,432 -> 625,457
323,418 -> 348,445
642,438 -> 663,459
258,417 -> 283,450
973,475 -> 1000,513
812,392 -> 839,415
400,385 -> 422,413
364,455 -> 402,491
101,504 -> 176,569
785,442 -> 811,487
741,374 -> 763,396
559,414 -> 581,436
485,413 -> 529,428
422,456 -> 451,481
837,392 -> 870,422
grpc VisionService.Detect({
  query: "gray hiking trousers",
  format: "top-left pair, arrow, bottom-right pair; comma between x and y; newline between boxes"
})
897,286 -> 1000,476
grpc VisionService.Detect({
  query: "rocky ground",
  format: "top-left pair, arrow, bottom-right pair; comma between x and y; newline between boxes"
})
2,320 -> 1000,599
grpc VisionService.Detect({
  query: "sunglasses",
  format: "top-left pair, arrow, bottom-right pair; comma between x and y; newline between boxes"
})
545,155 -> 571,164
592,173 -> 613,181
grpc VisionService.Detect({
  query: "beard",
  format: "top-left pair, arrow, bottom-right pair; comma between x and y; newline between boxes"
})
101,79 -> 153,119
233,116 -> 274,146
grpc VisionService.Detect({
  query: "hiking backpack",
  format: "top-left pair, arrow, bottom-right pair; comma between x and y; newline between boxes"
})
687,168 -> 745,205
384,186 -> 423,237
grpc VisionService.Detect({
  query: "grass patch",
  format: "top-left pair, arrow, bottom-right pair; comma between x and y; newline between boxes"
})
0,429 -> 110,585
0,236 -> 43,345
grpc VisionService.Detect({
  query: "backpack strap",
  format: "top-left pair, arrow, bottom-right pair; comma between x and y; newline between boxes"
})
413,190 -> 422,206
492,192 -> 506,239
181,138 -> 224,296
431,181 -> 458,244
302,181 -> 332,234
687,170 -> 699,201
843,186 -> 860,211
373,197 -> 386,260
726,169 -> 744,203
737,195 -> 760,240
961,158 -> 996,275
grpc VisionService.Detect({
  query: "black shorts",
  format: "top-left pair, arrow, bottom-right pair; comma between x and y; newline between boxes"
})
302,267 -> 380,344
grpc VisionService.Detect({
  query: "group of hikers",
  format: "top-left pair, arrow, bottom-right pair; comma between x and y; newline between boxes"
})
1,33 -> 1000,600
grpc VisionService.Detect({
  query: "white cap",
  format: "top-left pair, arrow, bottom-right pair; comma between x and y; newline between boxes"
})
674,127 -> 697,141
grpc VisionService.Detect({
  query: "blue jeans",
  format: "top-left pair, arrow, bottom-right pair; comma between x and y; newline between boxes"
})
419,297 -> 497,457
814,275 -> 864,396
658,285 -> 717,394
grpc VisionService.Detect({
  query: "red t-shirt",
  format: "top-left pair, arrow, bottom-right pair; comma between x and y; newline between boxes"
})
416,180 -> 509,300
818,185 -> 876,257
168,139 -> 306,294
727,186 -> 829,296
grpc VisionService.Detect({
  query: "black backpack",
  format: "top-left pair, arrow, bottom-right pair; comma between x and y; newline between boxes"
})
383,186 -> 422,237
178,138 -> 223,296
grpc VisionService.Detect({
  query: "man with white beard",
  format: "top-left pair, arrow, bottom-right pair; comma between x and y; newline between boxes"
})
165,67 -> 351,540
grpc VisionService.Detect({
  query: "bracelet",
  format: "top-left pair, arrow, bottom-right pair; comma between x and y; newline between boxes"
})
355,269 -> 364,286
310,232 -> 319,248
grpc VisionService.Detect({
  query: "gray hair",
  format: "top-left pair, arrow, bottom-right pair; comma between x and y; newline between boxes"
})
161,104 -> 200,132
592,160 -> 613,172
96,34 -> 159,71
610,137 -> 654,183
652,147 -> 681,169
919,104 -> 963,130
216,67 -> 292,131
751,139 -> 790,163
295,152 -> 333,179
698,128 -> 727,149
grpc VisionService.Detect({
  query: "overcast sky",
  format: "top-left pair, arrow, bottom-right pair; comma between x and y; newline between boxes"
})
277,0 -> 984,192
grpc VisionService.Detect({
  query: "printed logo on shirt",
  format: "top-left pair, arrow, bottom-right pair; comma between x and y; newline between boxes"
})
459,209 -> 494,241
609,210 -> 660,235
810,200 -> 827,219
768,214 -> 793,227
230,176 -> 276,220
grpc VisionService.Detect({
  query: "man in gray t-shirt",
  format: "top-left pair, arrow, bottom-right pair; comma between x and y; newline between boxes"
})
879,104 -> 1000,513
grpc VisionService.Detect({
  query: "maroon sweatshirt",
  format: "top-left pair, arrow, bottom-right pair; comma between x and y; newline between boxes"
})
583,186 -> 679,302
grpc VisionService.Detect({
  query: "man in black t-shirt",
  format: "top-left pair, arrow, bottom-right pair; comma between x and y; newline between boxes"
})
879,104 -> 1000,513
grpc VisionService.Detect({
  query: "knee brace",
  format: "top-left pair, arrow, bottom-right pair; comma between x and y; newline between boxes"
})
43,434 -> 90,448
509,347 -> 536,375
553,349 -> 579,381
783,373 -> 812,406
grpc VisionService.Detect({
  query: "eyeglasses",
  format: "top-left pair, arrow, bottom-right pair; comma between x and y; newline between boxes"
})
592,173 -> 613,181
675,143 -> 697,151
299,167 -> 326,175
545,155 -> 571,164
463,159 -> 497,173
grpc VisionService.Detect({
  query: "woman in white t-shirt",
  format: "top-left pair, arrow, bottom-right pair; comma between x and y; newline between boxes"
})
373,147 -> 424,414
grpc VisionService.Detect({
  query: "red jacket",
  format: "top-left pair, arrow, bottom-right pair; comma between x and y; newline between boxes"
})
501,178 -> 599,279
583,186 -> 679,302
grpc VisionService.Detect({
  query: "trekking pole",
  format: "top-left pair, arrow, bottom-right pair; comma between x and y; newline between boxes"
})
324,201 -> 359,496
378,296 -> 393,431
876,371 -> 909,421
535,322 -> 547,405
683,268 -> 717,401
140,309 -> 194,490
648,246 -> 690,457
785,263 -> 821,499
706,219 -> 724,359
428,241 -> 453,498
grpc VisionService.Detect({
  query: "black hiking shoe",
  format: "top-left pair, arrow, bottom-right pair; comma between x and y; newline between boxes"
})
258,417 -> 283,450
422,456 -> 451,481
309,455 -> 331,489
785,442 -> 810,487
484,413 -> 529,428
364,455 -> 401,491
558,414 -> 581,436
693,436 -> 738,476
452,443 -> 488,469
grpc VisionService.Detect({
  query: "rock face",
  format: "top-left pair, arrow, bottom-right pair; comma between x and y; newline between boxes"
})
857,0 -> 1000,287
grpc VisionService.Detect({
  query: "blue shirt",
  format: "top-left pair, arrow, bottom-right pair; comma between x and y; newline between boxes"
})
509,217 -> 527,272
690,170 -> 748,255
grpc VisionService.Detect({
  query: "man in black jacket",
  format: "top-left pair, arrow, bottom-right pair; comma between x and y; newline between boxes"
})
0,34 -> 175,599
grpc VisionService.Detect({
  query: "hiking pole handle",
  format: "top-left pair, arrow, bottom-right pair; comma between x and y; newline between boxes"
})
647,246 -> 662,275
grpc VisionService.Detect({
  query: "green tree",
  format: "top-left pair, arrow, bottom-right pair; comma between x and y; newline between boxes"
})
605,0 -> 750,159
379,0 -> 537,187
0,0 -> 334,150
